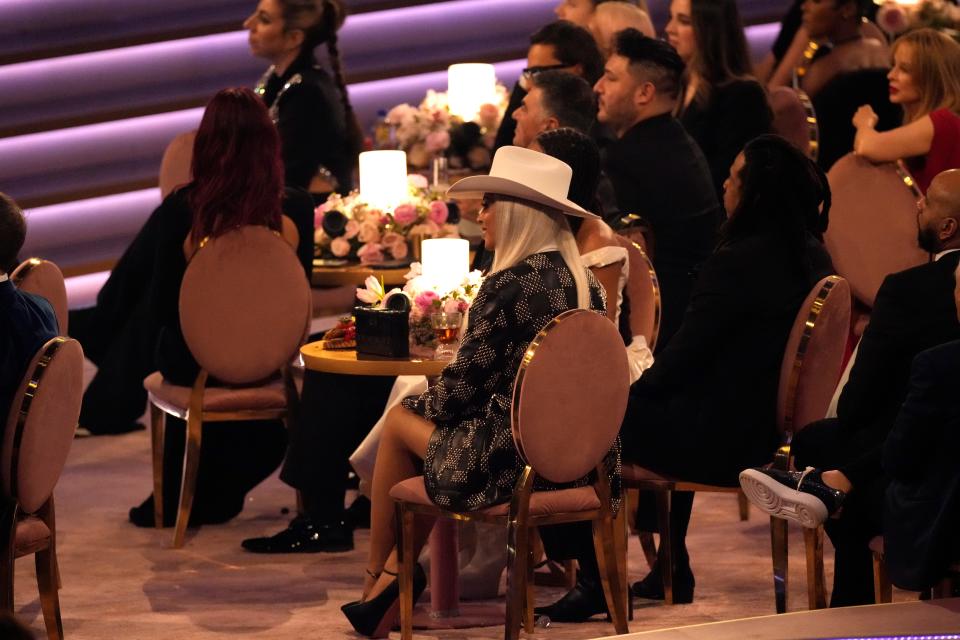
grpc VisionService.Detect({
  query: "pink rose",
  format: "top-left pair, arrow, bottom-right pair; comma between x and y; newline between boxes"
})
344,220 -> 360,239
358,222 -> 381,243
414,290 -> 439,312
428,200 -> 449,225
443,297 -> 462,314
478,103 -> 500,129
389,240 -> 409,260
425,130 -> 451,154
381,231 -> 404,247
393,203 -> 418,226
877,3 -> 908,35
407,174 -> 429,190
330,237 -> 351,257
357,242 -> 385,264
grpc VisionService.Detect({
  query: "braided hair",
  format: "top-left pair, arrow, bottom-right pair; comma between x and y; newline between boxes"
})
279,0 -> 363,155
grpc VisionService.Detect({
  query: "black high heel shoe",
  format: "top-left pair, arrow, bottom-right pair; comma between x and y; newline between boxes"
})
630,563 -> 695,604
341,565 -> 427,638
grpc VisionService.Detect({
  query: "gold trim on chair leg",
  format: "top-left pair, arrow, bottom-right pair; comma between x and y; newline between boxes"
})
612,506 -> 632,622
771,516 -> 789,613
35,544 -> 63,640
523,537 -> 535,633
172,371 -> 208,548
149,401 -> 166,529
803,526 -> 827,609
504,466 -> 534,640
654,490 -> 674,605
397,502 -> 415,640
593,512 -> 629,634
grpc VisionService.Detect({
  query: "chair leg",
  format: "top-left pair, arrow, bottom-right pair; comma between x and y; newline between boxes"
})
654,490 -> 674,605
593,514 -> 629,635
737,490 -> 750,521
149,401 -> 166,529
770,516 -> 789,614
639,531 -> 658,572
524,540 -> 535,633
872,551 -> 892,604
612,507 -> 633,622
0,501 -> 17,612
35,544 -> 63,640
396,503 -> 415,640
504,515 -> 530,640
803,526 -> 827,609
172,409 -> 202,548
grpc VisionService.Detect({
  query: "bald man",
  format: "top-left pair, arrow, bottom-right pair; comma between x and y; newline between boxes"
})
589,1 -> 655,59
741,169 -> 960,606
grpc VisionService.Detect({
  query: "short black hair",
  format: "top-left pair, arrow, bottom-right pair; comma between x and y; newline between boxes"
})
613,28 -> 685,101
535,127 -> 601,215
836,0 -> 875,19
530,20 -> 605,85
0,193 -> 25,274
529,70 -> 597,134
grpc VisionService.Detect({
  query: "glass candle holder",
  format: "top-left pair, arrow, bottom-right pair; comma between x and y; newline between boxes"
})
431,311 -> 463,361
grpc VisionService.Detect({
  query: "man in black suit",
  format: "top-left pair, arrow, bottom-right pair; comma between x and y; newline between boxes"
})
742,168 -> 960,606
0,193 -> 59,432
594,29 -> 719,350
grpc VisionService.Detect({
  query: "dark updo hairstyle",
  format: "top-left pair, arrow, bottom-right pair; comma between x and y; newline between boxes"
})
189,87 -> 284,245
688,0 -> 752,101
279,0 -> 362,155
722,134 -> 830,264
534,127 -> 603,230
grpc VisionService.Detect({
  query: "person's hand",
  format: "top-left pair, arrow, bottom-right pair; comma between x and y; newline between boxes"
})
853,105 -> 879,130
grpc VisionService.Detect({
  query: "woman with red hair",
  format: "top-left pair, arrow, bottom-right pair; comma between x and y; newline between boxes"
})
128,88 -> 303,528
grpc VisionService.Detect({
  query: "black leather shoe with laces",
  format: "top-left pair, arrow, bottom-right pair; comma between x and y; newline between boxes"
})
241,516 -> 354,553
534,580 -> 608,623
740,466 -> 846,528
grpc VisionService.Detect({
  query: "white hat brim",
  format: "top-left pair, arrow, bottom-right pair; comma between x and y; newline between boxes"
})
447,175 -> 599,219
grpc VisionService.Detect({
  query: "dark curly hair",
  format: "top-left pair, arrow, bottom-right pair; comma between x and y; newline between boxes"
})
534,127 -> 602,228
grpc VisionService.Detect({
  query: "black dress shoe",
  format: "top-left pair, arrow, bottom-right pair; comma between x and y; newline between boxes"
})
534,580 -> 608,623
630,564 -> 695,604
241,516 -> 354,553
341,565 -> 426,638
739,466 -> 846,528
128,494 -> 243,528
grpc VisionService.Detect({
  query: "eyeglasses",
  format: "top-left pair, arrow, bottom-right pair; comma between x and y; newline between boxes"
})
519,64 -> 571,89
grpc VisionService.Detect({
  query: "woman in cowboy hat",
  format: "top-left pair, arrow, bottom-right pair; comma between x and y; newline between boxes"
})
341,146 -> 618,637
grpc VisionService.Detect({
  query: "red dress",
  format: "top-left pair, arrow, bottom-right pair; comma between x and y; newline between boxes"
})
907,108 -> 960,194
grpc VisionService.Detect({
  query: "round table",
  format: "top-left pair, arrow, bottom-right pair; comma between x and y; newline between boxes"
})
299,342 -> 502,629
311,261 -> 409,288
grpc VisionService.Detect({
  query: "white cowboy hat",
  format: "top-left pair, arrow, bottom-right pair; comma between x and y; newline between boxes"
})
446,146 -> 598,219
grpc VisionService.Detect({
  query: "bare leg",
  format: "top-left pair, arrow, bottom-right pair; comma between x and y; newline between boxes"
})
363,405 -> 433,599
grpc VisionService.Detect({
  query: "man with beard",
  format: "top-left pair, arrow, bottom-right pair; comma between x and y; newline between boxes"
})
740,168 -> 960,606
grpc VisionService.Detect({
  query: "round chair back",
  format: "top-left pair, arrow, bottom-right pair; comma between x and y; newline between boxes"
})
776,276 -> 852,436
159,130 -> 196,199
824,154 -> 928,307
615,235 -> 661,350
11,258 -> 68,334
1,338 -> 83,513
511,309 -> 629,484
179,225 -> 310,385
770,86 -> 818,160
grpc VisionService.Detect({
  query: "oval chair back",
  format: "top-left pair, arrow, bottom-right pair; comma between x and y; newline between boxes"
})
769,86 -> 819,160
178,225 -> 311,385
11,258 -> 68,335
511,309 -> 629,484
614,235 -> 661,350
1,338 -> 83,514
825,154 -> 928,307
776,276 -> 852,439
159,130 -> 196,199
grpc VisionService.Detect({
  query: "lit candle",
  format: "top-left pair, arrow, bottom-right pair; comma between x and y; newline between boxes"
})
359,150 -> 409,210
447,63 -> 497,122
421,238 -> 470,293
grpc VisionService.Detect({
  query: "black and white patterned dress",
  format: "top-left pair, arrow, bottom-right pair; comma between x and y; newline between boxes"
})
401,251 -> 622,512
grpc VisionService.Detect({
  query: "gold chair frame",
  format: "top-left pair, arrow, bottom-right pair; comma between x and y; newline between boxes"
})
394,311 -> 630,640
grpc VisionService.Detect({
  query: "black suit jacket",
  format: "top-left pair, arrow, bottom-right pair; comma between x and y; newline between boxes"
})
837,253 -> 960,441
604,113 -> 720,349
883,339 -> 960,590
1,280 -> 59,431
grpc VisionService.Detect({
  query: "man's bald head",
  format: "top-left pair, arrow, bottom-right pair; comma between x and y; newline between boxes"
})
918,170 -> 960,254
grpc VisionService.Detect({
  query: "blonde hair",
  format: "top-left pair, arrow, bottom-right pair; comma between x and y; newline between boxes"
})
892,29 -> 960,123
490,198 -> 591,309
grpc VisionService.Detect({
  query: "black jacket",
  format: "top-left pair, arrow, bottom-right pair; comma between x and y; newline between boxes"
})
604,112 -> 720,349
883,339 -> 960,590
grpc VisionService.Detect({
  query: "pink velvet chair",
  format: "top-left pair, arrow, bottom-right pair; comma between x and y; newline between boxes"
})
824,154 -> 929,308
158,130 -> 196,199
11,259 -> 68,335
625,276 -> 851,607
143,226 -> 311,548
769,86 -> 819,160
616,214 -> 654,259
1,337 -> 84,640
389,309 -> 631,640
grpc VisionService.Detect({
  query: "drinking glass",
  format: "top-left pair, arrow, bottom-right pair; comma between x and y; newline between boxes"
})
431,311 -> 462,361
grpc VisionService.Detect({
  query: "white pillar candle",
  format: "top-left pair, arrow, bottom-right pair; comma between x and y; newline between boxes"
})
359,150 -> 409,210
447,63 -> 497,122
421,238 -> 470,293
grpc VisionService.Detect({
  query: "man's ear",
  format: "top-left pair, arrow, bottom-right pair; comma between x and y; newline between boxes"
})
634,81 -> 656,109
941,217 -> 959,242
543,116 -> 561,132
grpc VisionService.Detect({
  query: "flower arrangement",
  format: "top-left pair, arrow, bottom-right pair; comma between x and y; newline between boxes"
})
876,0 -> 960,37
315,175 -> 460,264
381,84 -> 510,169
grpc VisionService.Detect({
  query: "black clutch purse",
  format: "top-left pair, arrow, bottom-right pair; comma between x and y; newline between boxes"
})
354,294 -> 411,358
